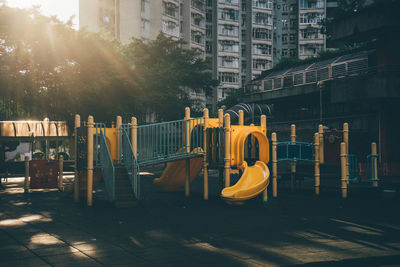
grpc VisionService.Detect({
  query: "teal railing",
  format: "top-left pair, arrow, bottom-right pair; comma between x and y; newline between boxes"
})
366,154 -> 379,182
276,141 -> 314,162
348,154 -> 358,182
121,125 -> 141,200
96,124 -> 115,201
137,118 -> 204,165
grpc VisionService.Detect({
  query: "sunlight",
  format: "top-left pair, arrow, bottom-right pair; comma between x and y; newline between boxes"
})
30,233 -> 62,245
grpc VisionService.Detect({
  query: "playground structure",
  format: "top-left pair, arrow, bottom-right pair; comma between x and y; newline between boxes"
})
72,107 -> 271,206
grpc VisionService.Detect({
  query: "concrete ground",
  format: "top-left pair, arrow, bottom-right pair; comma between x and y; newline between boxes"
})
1,172 -> 400,267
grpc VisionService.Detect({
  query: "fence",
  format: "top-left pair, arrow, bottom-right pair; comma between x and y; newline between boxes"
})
121,127 -> 140,200
96,125 -> 115,201
276,141 -> 314,162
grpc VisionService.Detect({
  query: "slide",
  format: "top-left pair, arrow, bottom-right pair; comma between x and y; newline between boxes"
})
153,156 -> 203,192
221,161 -> 270,204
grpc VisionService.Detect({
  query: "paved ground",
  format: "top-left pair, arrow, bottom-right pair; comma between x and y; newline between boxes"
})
1,172 -> 400,267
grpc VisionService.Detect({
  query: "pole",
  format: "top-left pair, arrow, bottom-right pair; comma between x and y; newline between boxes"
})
87,116 -> 94,206
218,109 -> 224,127
340,142 -> 347,199
131,117 -> 137,158
116,116 -> 122,164
371,142 -> 378,187
24,156 -> 29,193
272,133 -> 277,198
314,133 -> 320,195
238,110 -> 244,126
74,114 -> 80,202
261,115 -> 267,202
58,155 -> 64,190
290,124 -> 296,192
343,123 -> 349,183
184,107 -> 190,197
318,124 -> 324,164
224,114 -> 231,188
203,108 -> 209,200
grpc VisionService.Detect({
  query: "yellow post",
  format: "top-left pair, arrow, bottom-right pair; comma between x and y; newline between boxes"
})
261,115 -> 267,201
184,107 -> 191,197
340,142 -> 348,199
318,124 -> 324,164
131,117 -> 137,158
116,116 -> 122,164
272,133 -> 277,198
224,114 -> 231,188
203,108 -> 209,200
24,156 -> 30,193
74,114 -> 80,202
371,142 -> 378,187
218,109 -> 224,127
290,124 -> 296,192
238,110 -> 244,126
314,133 -> 320,196
87,116 -> 94,206
58,155 -> 64,190
343,123 -> 349,183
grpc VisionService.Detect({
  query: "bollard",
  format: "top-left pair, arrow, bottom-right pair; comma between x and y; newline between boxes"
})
58,155 -> 64,190
87,116 -> 94,206
343,123 -> 349,183
224,114 -> 231,188
290,124 -> 296,192
261,115 -> 267,201
203,108 -> 209,200
238,110 -> 244,126
318,124 -> 324,164
116,116 -> 122,164
340,142 -> 347,198
24,156 -> 30,193
218,109 -> 224,127
184,107 -> 191,197
371,142 -> 378,187
272,133 -> 277,198
314,133 -> 320,195
74,114 -> 80,202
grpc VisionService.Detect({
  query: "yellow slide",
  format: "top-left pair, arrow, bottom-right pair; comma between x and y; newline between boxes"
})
153,156 -> 203,192
221,161 -> 270,204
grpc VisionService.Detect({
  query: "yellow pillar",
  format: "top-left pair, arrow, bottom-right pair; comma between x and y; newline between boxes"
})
290,124 -> 296,192
87,116 -> 94,206
272,133 -> 277,197
314,133 -> 320,196
261,115 -> 267,202
116,116 -> 122,164
24,156 -> 30,193
131,117 -> 137,158
58,155 -> 64,190
340,142 -> 348,199
238,110 -> 244,126
318,124 -> 324,164
74,114 -> 80,202
218,109 -> 224,127
343,123 -> 349,183
184,107 -> 191,197
224,114 -> 231,188
371,142 -> 378,187
203,108 -> 209,200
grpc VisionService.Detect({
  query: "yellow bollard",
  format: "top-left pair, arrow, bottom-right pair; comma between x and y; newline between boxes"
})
87,116 -> 94,206
261,115 -> 267,201
218,109 -> 224,127
314,133 -> 320,195
116,116 -> 122,164
224,114 -> 231,188
203,108 -> 209,200
74,114 -> 80,202
184,107 -> 191,197
343,123 -> 349,183
131,117 -> 137,158
290,124 -> 296,192
24,156 -> 30,193
340,142 -> 347,198
272,133 -> 277,198
238,110 -> 244,126
318,124 -> 324,164
58,155 -> 64,190
371,142 -> 378,187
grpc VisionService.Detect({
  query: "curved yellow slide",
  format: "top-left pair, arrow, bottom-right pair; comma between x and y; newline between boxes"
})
221,161 -> 270,204
153,157 -> 203,192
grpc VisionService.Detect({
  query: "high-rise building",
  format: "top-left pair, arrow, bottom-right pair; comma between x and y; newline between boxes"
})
80,0 -> 327,109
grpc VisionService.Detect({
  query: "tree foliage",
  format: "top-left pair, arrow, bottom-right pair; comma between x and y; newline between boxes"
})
0,5 -> 218,127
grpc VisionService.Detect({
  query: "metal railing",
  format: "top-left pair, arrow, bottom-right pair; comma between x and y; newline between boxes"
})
137,118 -> 204,165
96,126 -> 115,201
366,154 -> 379,182
121,127 -> 141,200
276,141 -> 314,162
348,154 -> 358,182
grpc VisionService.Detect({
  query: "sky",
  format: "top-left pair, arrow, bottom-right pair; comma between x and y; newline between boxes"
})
6,0 -> 79,28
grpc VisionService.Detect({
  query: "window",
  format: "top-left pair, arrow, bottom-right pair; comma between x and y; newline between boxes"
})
253,44 -> 272,55
163,1 -> 178,18
162,20 -> 179,37
218,72 -> 239,83
300,29 -> 322,39
252,0 -> 272,9
218,24 -> 239,36
300,0 -> 324,9
192,12 -> 204,27
218,8 -> 239,21
299,13 -> 324,24
192,0 -> 205,11
252,28 -> 272,40
219,56 -> 239,68
218,40 -> 239,52
219,0 -> 239,5
282,49 -> 288,57
253,59 -> 272,71
252,12 -> 272,25
282,34 -> 288,44
206,41 -> 212,53
191,30 -> 204,44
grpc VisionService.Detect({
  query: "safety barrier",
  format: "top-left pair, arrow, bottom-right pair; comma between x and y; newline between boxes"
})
96,125 -> 115,201
276,141 -> 314,162
121,126 -> 140,200
136,118 -> 204,165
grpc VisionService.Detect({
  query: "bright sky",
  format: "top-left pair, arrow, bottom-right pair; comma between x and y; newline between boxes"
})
6,0 -> 79,28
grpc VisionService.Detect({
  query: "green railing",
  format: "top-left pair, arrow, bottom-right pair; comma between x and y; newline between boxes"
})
121,125 -> 140,200
348,154 -> 358,182
276,141 -> 314,162
137,118 -> 204,165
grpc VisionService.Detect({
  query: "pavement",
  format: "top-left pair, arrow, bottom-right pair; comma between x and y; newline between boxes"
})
1,172 -> 400,267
